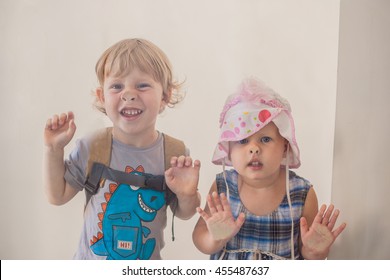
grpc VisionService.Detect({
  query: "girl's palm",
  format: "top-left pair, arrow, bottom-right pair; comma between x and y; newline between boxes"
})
197,192 -> 245,241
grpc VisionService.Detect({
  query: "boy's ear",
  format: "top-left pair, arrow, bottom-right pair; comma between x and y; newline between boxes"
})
96,87 -> 105,103
162,90 -> 171,103
159,100 -> 167,114
159,91 -> 169,113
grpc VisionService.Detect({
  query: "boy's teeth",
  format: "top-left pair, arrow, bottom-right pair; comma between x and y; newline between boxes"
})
122,109 -> 142,115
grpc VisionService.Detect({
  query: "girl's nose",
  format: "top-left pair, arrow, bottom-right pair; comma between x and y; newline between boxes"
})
249,146 -> 259,154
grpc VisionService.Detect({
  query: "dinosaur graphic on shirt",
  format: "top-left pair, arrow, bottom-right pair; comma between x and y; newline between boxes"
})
89,165 -> 165,260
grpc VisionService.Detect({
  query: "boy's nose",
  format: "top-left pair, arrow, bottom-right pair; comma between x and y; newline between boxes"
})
121,91 -> 136,102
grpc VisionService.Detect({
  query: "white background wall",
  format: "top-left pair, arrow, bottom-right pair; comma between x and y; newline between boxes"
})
329,0 -> 390,260
1,0 -> 341,259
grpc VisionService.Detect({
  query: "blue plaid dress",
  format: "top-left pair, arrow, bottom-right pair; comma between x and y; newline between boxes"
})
210,169 -> 311,260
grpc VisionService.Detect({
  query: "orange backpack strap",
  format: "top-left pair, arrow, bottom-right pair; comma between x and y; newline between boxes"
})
85,127 -> 113,205
86,127 -> 113,176
162,133 -> 186,170
162,133 -> 186,241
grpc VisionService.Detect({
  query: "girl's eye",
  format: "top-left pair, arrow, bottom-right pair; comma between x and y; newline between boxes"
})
238,138 -> 248,144
261,136 -> 272,143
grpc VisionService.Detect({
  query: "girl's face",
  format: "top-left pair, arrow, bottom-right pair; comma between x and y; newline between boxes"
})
97,67 -> 165,146
230,122 -> 287,182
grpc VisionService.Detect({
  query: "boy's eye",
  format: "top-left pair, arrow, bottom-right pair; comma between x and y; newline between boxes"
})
261,136 -> 272,143
238,138 -> 248,144
136,83 -> 151,90
110,84 -> 123,90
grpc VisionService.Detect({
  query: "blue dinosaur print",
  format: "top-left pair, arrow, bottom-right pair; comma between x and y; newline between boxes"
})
90,182 -> 165,260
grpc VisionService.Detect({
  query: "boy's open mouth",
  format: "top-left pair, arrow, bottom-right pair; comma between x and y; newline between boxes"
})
120,109 -> 142,117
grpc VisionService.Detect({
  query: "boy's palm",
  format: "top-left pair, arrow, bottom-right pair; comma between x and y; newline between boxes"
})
165,156 -> 200,197
44,112 -> 76,150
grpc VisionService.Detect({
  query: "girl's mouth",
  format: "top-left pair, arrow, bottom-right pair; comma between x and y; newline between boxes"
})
248,161 -> 263,168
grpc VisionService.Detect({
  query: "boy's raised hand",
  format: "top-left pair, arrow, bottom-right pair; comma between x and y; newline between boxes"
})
164,155 -> 200,198
197,192 -> 245,241
44,111 -> 76,150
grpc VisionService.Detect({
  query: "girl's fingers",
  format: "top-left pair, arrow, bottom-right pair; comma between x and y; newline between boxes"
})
207,194 -> 217,215
212,191 -> 223,212
300,217 -> 309,235
327,209 -> 340,229
332,222 -> 347,239
313,204 -> 326,224
235,212 -> 246,228
322,204 -> 334,226
197,207 -> 210,222
220,193 -> 231,212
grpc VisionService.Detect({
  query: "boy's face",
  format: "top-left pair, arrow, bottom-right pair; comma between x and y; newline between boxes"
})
229,122 -> 287,182
97,67 -> 166,145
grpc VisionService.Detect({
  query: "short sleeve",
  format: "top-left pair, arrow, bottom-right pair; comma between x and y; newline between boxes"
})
64,138 -> 89,191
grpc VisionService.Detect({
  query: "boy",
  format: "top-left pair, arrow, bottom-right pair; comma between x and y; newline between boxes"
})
43,38 -> 200,259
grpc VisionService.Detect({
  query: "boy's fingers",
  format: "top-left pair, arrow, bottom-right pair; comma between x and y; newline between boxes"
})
67,119 -> 77,137
176,155 -> 186,167
184,156 -> 192,167
51,114 -> 59,129
170,156 -> 178,167
46,112 -> 74,130
45,118 -> 53,130
164,168 -> 171,179
194,159 -> 201,169
67,111 -> 75,120
59,112 -> 67,125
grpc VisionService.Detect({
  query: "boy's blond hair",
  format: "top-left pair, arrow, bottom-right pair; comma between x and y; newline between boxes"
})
94,38 -> 184,114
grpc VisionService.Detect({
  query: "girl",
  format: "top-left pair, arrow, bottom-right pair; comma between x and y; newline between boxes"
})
192,78 -> 346,260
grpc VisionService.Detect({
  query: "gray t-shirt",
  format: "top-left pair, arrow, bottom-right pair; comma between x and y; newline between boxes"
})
64,131 -> 173,260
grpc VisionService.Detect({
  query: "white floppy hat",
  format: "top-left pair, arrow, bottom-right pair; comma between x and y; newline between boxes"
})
212,77 -> 300,168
